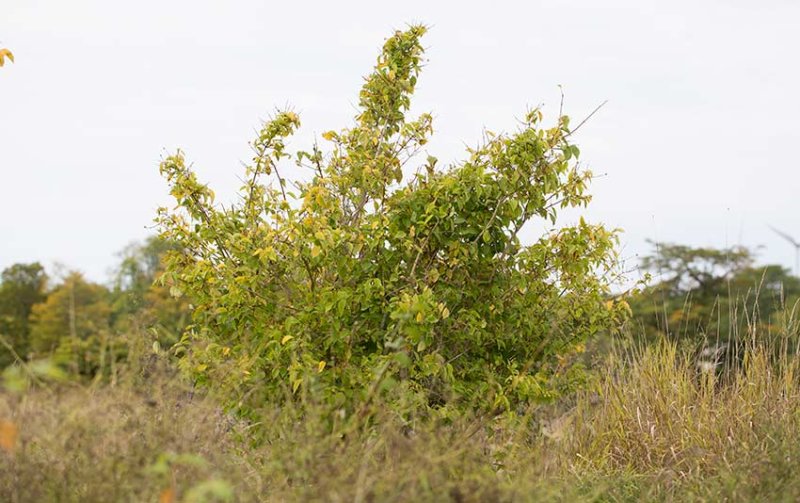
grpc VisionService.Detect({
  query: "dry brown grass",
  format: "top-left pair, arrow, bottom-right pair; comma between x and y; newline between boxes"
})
0,375 -> 253,502
4,321 -> 800,501
0,364 -> 598,502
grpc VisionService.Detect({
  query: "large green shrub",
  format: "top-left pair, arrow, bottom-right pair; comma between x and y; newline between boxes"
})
156,26 -> 626,416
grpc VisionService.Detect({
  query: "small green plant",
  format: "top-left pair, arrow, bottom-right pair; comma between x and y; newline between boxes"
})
157,25 -> 626,418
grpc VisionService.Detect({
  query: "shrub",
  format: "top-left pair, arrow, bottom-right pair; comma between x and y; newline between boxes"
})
156,26 -> 626,417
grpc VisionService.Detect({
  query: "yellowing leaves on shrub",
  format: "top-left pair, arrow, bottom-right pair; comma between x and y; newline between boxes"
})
0,49 -> 14,67
0,419 -> 18,453
156,26 -> 625,416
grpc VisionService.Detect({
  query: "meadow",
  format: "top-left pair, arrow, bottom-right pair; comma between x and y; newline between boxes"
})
3,25 -> 800,502
4,305 -> 800,502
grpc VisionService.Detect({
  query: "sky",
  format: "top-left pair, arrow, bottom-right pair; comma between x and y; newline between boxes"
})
2,0 -> 799,284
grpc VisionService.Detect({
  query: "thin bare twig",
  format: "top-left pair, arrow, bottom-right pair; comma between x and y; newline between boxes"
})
566,100 -> 608,138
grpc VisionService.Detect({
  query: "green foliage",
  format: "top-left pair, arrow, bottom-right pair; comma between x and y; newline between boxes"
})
157,26 -> 625,416
0,262 -> 47,367
631,241 -> 800,342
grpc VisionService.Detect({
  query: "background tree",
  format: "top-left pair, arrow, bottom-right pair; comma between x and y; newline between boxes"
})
111,236 -> 190,348
28,272 -> 112,375
630,241 -> 800,342
0,263 -> 47,367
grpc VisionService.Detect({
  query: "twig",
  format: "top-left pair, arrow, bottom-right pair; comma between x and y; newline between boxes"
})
566,100 -> 608,137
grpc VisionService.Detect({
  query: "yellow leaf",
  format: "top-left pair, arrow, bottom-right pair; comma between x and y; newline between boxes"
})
415,311 -> 424,323
0,420 -> 18,454
0,49 -> 14,67
310,246 -> 320,258
317,360 -> 326,373
321,131 -> 336,141
281,335 -> 293,345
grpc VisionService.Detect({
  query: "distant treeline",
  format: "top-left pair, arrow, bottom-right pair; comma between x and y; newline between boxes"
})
0,237 -> 189,373
629,241 -> 800,344
2,237 -> 797,378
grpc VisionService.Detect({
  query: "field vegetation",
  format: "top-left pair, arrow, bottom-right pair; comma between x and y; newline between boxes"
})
2,27 -> 800,502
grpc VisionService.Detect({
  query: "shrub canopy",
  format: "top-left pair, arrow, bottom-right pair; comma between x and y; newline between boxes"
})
157,26 -> 626,416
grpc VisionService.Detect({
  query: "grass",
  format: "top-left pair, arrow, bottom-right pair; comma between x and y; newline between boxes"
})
4,312 -> 800,501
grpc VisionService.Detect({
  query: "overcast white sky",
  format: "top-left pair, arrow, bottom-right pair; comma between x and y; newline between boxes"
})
2,0 -> 799,283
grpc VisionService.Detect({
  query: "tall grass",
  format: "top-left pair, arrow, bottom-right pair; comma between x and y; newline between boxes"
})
2,296 -> 800,501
